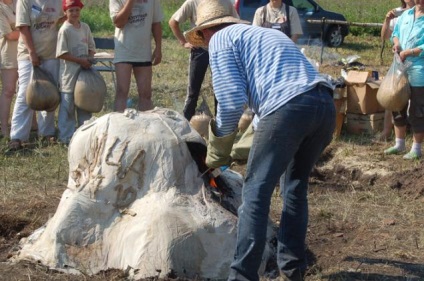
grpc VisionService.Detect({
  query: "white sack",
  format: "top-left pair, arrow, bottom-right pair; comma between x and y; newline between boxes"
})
12,108 -> 274,280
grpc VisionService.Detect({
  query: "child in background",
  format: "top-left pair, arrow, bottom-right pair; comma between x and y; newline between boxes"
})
56,0 -> 95,145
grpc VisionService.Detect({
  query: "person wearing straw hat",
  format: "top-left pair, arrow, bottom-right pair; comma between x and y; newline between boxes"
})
185,0 -> 335,280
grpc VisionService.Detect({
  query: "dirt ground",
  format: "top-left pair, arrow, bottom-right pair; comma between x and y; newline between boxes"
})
1,134 -> 424,281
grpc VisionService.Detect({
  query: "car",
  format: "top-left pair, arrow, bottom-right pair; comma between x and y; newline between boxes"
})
233,0 -> 349,47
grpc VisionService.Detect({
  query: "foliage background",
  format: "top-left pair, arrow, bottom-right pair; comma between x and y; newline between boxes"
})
81,0 -> 404,37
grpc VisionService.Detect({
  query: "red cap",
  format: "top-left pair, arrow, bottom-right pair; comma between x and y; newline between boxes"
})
63,0 -> 84,11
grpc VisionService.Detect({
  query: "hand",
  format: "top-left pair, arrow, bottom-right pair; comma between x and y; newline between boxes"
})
183,42 -> 194,49
152,47 -> 162,65
29,52 -> 40,66
399,50 -> 407,62
392,44 -> 402,54
79,58 -> 92,69
385,10 -> 396,21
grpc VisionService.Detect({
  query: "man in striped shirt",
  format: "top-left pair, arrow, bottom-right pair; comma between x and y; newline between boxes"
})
185,0 -> 335,280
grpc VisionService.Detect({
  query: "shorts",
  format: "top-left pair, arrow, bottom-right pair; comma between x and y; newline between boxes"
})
119,61 -> 152,67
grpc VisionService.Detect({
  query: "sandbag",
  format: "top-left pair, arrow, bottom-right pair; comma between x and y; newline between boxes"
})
74,68 -> 107,113
377,53 -> 412,111
190,112 -> 211,138
238,109 -> 254,132
26,67 -> 59,112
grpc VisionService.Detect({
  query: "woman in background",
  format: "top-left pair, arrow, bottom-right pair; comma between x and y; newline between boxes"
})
377,0 -> 415,142
384,0 -> 424,160
252,0 -> 303,43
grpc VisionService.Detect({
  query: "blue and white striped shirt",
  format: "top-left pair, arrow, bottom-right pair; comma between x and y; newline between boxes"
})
208,24 -> 332,136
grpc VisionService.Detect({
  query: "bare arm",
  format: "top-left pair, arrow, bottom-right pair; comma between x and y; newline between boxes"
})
113,0 -> 135,29
169,18 -> 192,48
4,30 -> 19,41
381,10 -> 395,41
151,22 -> 162,65
58,53 -> 92,69
19,25 -> 39,66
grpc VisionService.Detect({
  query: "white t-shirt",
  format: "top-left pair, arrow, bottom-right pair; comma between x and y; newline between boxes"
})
56,21 -> 95,92
15,0 -> 63,61
109,0 -> 163,63
0,1 -> 18,69
252,3 -> 303,36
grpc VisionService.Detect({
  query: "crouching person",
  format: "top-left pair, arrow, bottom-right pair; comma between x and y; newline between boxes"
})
56,0 -> 95,145
184,0 -> 336,280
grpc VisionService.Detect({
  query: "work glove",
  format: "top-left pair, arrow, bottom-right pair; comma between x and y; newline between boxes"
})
206,119 -> 237,169
230,122 -> 254,161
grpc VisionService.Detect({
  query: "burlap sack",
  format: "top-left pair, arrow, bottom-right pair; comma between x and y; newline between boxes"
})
74,69 -> 107,113
26,67 -> 59,112
238,109 -> 253,132
190,113 -> 211,137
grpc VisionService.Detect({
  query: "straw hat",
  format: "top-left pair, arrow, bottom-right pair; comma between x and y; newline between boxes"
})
184,0 -> 250,47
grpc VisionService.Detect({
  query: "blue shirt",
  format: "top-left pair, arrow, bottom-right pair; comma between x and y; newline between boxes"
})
391,7 -> 424,87
208,24 -> 332,136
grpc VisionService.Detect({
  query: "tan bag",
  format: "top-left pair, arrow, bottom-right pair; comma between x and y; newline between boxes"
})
74,68 -> 107,113
190,113 -> 211,138
26,67 -> 60,112
377,53 -> 412,111
238,109 -> 254,132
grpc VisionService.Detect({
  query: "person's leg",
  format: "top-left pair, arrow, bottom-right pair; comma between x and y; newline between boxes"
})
58,92 -> 76,144
375,109 -> 393,141
133,66 -> 153,111
404,86 -> 424,159
114,63 -> 132,112
228,86 -> 335,281
384,108 -> 407,154
0,68 -> 18,138
10,60 -> 34,142
183,48 -> 209,121
277,88 -> 335,280
38,59 -> 59,138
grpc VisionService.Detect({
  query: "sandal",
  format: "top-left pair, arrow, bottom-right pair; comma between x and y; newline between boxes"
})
8,139 -> 23,152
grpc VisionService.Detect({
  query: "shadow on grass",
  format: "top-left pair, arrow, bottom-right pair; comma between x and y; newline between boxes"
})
325,256 -> 424,280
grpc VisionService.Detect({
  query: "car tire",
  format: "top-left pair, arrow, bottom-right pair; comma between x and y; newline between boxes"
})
325,25 -> 344,47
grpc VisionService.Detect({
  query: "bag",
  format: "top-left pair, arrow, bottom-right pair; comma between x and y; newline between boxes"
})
261,4 -> 291,38
26,67 -> 60,112
377,53 -> 412,111
190,113 -> 211,138
74,68 -> 107,113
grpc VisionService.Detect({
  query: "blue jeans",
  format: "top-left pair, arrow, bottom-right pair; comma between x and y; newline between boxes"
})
228,85 -> 335,281
183,47 -> 209,121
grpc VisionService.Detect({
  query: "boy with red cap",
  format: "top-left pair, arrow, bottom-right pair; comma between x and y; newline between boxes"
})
56,0 -> 95,145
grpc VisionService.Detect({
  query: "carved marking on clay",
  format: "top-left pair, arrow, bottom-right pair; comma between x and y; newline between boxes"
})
117,150 -> 145,179
114,184 -> 137,208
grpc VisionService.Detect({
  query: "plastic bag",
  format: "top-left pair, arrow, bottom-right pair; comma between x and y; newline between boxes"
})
26,67 -> 60,112
74,68 -> 107,113
377,53 -> 412,111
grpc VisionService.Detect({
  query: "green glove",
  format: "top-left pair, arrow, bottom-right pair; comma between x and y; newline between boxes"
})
230,122 -> 254,161
206,119 -> 237,168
